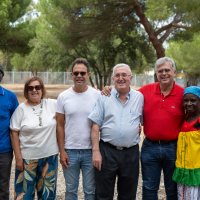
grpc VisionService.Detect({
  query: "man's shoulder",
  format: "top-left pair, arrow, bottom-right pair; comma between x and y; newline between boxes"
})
58,87 -> 73,98
174,83 -> 184,92
139,82 -> 157,93
87,86 -> 101,96
1,86 -> 16,95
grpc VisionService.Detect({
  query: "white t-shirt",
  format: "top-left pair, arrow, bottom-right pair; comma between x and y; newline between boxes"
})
10,99 -> 59,159
56,86 -> 100,149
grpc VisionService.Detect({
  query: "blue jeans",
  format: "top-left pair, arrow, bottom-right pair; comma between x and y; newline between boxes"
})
141,138 -> 177,200
63,149 -> 95,200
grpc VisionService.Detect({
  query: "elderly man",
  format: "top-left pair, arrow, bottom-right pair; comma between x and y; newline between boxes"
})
139,57 -> 184,200
0,65 -> 18,200
89,63 -> 144,200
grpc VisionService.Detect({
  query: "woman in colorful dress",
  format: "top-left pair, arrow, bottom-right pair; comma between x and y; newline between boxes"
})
173,86 -> 200,200
10,76 -> 59,199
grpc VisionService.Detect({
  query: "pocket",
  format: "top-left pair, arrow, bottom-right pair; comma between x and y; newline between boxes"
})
129,111 -> 141,125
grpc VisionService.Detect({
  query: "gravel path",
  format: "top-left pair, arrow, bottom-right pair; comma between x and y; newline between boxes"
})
10,157 -> 165,200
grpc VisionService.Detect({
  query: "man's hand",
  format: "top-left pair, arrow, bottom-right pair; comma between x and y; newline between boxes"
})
92,150 -> 102,171
60,151 -> 70,168
101,86 -> 112,96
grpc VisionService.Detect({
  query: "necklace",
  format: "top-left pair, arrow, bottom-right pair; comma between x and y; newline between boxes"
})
31,100 -> 43,126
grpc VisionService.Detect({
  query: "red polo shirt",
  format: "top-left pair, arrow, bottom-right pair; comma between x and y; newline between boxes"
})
139,82 -> 184,141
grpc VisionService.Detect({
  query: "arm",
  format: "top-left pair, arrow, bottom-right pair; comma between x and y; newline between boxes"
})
91,123 -> 102,171
10,130 -> 23,171
56,113 -> 69,168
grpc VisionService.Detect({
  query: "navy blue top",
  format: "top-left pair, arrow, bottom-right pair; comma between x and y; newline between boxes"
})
0,86 -> 18,153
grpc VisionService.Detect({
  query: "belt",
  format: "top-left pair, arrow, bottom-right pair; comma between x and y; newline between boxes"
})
145,137 -> 177,144
100,140 -> 134,150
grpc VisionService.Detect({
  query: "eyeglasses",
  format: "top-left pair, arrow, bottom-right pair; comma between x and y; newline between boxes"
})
114,73 -> 131,78
72,71 -> 87,76
27,85 -> 42,91
157,69 -> 171,74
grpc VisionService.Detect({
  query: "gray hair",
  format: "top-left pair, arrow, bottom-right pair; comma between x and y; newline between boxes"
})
112,63 -> 132,77
155,57 -> 176,72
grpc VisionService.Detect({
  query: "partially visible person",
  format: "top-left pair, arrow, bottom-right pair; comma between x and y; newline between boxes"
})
10,76 -> 59,200
140,57 -> 184,200
89,63 -> 144,200
56,58 -> 100,200
173,86 -> 200,200
0,65 -> 19,200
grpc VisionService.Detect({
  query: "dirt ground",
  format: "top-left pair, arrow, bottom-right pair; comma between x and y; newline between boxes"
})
2,84 -> 166,200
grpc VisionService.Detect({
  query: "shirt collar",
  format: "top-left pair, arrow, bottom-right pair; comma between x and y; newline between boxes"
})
0,86 -> 4,95
155,81 -> 176,96
112,87 -> 131,100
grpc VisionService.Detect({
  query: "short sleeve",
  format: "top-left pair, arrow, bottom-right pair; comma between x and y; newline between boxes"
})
88,95 -> 104,126
10,106 -> 23,131
56,94 -> 65,114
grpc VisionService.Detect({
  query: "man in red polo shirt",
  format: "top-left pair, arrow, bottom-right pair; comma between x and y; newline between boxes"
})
139,57 -> 184,200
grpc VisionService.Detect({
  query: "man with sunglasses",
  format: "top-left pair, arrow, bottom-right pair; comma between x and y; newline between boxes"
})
56,58 -> 100,200
0,65 -> 18,200
89,63 -> 144,199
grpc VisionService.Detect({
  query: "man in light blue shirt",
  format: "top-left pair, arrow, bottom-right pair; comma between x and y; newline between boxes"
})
89,63 -> 144,200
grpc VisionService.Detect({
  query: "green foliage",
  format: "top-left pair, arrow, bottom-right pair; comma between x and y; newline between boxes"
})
167,33 -> 200,85
26,0 -> 155,88
0,0 -> 34,54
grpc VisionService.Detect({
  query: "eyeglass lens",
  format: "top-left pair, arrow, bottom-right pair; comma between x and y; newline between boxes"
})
28,85 -> 42,91
115,73 -> 129,78
72,72 -> 87,76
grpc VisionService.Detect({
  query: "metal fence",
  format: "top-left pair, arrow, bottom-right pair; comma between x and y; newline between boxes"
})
2,71 -> 186,87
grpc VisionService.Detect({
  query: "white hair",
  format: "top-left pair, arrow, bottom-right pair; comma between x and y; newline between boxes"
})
155,57 -> 176,72
112,63 -> 132,77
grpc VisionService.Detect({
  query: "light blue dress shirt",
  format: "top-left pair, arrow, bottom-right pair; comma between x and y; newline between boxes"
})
88,88 -> 144,147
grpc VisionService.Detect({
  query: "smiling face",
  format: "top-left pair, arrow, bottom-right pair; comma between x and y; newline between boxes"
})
72,63 -> 90,90
27,80 -> 43,105
156,61 -> 176,87
112,66 -> 132,93
184,93 -> 200,116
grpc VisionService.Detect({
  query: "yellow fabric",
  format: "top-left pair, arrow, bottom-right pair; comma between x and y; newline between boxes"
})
176,130 -> 200,169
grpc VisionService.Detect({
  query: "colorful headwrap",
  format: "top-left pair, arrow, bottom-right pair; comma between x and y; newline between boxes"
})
184,86 -> 200,99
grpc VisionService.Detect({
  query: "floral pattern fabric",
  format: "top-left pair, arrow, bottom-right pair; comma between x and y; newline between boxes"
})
14,154 -> 58,200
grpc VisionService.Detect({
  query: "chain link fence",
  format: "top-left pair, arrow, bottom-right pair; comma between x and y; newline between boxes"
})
2,71 -> 186,87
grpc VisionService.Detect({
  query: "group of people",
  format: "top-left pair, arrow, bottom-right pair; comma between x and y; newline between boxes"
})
0,56 -> 199,200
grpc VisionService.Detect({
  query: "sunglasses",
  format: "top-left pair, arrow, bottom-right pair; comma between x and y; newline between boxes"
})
27,85 -> 42,91
72,71 -> 87,76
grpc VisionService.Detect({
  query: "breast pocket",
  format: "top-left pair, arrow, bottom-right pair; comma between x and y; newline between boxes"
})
129,111 -> 141,125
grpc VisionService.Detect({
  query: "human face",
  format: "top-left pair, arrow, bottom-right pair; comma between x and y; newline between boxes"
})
156,62 -> 175,86
27,80 -> 42,105
72,64 -> 89,88
184,94 -> 200,115
112,67 -> 132,93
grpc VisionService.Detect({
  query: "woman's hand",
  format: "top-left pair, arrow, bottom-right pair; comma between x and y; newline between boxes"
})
16,157 -> 24,171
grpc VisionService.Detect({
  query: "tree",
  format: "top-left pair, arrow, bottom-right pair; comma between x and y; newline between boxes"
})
167,34 -> 200,85
0,0 -> 35,54
27,0 -> 155,89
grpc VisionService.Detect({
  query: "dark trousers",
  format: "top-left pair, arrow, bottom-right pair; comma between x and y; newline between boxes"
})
0,152 -> 13,200
141,138 -> 177,200
95,141 -> 139,200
